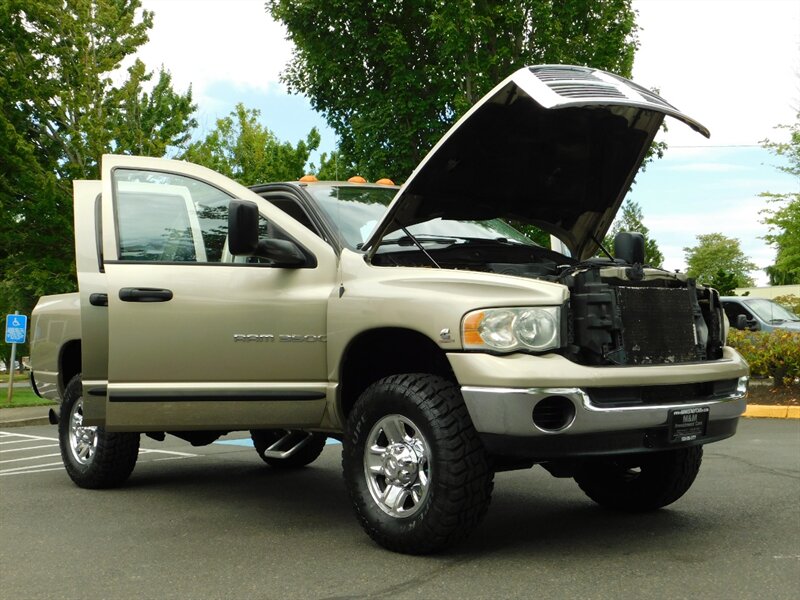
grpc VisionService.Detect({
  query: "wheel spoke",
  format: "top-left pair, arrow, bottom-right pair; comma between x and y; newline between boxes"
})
365,447 -> 385,474
382,484 -> 409,512
78,443 -> 89,460
381,416 -> 408,444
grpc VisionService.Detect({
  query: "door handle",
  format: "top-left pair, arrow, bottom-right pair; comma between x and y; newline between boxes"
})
119,288 -> 173,302
89,293 -> 108,307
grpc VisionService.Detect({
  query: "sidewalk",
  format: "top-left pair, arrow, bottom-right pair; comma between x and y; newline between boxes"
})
0,405 -> 54,428
0,403 -> 796,429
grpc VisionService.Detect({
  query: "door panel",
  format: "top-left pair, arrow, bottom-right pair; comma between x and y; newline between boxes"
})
73,180 -> 108,425
99,155 -> 337,430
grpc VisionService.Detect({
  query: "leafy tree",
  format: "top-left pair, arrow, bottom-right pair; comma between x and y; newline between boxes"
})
709,270 -> 740,296
0,0 -> 196,364
760,112 -> 800,285
183,103 -> 320,184
602,199 -> 664,267
267,0 -> 639,180
683,233 -> 757,288
313,150 -> 359,182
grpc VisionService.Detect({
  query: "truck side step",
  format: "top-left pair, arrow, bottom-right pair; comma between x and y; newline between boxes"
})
261,431 -> 314,459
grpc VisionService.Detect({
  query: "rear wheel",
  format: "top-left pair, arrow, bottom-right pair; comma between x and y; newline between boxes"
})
250,429 -> 326,469
342,374 -> 494,554
59,374 -> 140,489
574,446 -> 703,511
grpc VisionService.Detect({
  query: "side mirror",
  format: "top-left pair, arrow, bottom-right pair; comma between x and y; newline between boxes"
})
735,315 -> 748,330
614,232 -> 645,264
228,200 -> 307,267
255,239 -> 307,267
228,200 -> 260,256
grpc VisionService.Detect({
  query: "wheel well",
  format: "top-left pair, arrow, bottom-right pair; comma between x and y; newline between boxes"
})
59,340 -> 82,396
338,328 -> 455,420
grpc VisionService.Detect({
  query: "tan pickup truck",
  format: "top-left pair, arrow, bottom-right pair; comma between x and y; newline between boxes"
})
30,65 -> 749,554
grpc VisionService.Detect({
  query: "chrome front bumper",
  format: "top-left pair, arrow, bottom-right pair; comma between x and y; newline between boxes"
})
462,377 -> 748,438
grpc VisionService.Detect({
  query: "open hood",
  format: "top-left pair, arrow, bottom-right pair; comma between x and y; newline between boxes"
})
363,65 -> 709,260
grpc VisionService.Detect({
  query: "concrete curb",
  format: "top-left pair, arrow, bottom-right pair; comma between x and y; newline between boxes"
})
0,416 -> 52,428
743,405 -> 800,419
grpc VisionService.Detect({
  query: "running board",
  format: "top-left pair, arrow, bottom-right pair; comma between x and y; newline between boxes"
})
261,431 -> 314,459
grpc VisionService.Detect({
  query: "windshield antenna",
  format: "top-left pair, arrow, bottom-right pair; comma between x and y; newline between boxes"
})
592,235 -> 615,261
400,223 -> 441,269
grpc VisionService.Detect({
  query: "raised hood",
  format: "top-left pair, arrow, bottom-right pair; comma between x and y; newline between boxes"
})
363,65 -> 709,260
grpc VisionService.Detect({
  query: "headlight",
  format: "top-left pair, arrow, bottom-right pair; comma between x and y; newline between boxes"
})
462,307 -> 561,353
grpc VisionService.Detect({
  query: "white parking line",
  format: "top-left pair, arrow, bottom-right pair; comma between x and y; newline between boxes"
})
0,430 -> 200,477
0,432 -> 57,441
0,461 -> 64,474
0,452 -> 61,464
1,444 -> 58,453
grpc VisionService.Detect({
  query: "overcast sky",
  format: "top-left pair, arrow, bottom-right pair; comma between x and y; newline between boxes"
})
136,0 -> 799,284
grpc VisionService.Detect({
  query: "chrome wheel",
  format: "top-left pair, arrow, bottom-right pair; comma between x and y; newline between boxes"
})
364,414 -> 430,518
68,397 -> 97,465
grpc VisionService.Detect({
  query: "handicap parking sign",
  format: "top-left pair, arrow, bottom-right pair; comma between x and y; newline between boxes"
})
5,314 -> 28,344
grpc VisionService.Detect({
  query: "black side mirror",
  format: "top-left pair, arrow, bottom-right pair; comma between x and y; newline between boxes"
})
228,200 -> 307,267
614,232 -> 645,264
735,315 -> 748,330
255,239 -> 306,267
228,200 -> 260,256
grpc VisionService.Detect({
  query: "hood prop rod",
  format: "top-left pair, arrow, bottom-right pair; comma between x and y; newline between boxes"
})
399,223 -> 441,269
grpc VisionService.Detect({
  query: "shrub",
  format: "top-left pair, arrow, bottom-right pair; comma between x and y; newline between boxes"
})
727,329 -> 800,386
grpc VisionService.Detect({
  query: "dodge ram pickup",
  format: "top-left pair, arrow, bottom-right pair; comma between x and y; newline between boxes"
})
30,65 -> 749,554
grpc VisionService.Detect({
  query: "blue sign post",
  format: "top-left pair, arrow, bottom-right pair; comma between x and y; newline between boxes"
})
5,312 -> 28,405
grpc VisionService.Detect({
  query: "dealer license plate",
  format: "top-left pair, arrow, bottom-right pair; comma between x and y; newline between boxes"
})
669,407 -> 709,443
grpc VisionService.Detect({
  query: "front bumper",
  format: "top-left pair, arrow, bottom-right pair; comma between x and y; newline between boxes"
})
451,346 -> 750,459
462,382 -> 746,458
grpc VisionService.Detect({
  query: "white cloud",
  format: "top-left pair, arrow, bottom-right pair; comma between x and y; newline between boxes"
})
137,0 -> 291,96
633,0 -> 800,148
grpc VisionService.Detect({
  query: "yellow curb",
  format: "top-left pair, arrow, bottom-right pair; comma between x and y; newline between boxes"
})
743,405 -> 799,419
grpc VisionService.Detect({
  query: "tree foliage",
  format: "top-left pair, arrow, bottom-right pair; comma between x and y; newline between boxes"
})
683,233 -> 757,289
602,199 -> 664,267
267,0 -> 639,180
0,0 -> 196,363
760,112 -> 800,285
183,103 -> 320,184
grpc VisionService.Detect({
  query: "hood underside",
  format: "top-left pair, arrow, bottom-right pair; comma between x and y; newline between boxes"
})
364,65 -> 709,260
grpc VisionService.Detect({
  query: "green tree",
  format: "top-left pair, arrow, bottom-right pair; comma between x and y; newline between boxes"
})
182,103 -> 320,184
602,199 -> 664,266
760,112 -> 800,285
267,0 -> 639,180
709,270 -> 740,296
683,233 -> 757,288
0,0 -> 196,364
313,150 -> 359,182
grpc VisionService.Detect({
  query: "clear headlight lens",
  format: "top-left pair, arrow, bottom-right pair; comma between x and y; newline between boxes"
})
463,307 -> 561,352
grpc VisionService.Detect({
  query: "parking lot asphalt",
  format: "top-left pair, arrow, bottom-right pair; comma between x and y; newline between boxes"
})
1,419 -> 798,600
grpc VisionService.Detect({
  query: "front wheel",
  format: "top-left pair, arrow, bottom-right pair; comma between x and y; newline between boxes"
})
574,446 -> 703,511
342,374 -> 494,554
58,374 -> 140,489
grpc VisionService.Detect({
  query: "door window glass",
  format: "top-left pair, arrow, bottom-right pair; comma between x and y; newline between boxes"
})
113,169 -> 232,263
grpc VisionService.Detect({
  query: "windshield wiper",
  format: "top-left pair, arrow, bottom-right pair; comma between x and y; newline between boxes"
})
380,235 -> 461,246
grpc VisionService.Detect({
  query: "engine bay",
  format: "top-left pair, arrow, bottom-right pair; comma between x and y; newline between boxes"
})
371,236 -> 725,367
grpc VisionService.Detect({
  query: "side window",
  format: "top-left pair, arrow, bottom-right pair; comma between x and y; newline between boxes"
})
723,303 -> 752,323
112,169 -> 231,263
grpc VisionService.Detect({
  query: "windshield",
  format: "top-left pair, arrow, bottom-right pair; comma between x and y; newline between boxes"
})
307,185 -> 536,250
744,299 -> 800,323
